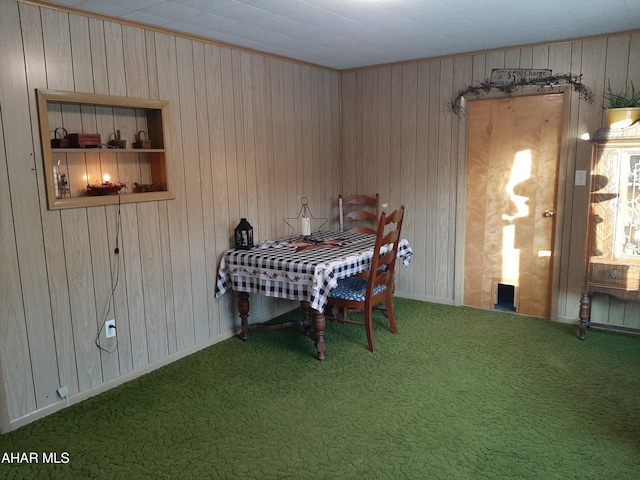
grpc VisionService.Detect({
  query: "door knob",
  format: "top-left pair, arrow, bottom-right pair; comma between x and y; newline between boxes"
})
543,209 -> 555,218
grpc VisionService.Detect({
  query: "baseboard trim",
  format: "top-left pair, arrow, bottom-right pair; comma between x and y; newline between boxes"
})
555,315 -> 579,325
8,329 -> 233,432
588,322 -> 640,335
8,303 -> 297,433
395,292 -> 456,306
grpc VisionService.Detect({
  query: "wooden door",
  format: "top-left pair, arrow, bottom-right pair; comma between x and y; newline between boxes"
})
464,94 -> 564,317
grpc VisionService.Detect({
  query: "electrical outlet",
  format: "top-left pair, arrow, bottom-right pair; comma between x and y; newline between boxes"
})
575,170 -> 587,186
105,319 -> 116,339
57,386 -> 69,399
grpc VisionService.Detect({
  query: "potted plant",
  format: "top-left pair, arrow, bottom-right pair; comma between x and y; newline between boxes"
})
604,81 -> 640,129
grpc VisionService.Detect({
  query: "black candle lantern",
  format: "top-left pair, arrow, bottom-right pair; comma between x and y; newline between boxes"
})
235,218 -> 254,250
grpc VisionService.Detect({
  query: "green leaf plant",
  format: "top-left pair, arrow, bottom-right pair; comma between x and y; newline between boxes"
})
604,81 -> 640,109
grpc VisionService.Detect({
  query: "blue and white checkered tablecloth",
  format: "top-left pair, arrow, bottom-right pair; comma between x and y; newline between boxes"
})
215,230 -> 413,312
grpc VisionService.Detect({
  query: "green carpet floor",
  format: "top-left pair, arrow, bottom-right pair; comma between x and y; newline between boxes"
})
1,299 -> 639,479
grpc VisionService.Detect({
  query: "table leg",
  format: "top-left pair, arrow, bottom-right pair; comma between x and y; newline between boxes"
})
238,292 -> 250,341
300,301 -> 311,335
300,301 -> 325,361
312,310 -> 326,361
579,293 -> 590,340
300,300 -> 311,325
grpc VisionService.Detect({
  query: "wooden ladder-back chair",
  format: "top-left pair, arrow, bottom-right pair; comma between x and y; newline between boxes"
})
339,193 -> 380,233
326,205 -> 405,353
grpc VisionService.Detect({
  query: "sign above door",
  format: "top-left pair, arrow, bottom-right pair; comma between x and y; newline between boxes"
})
490,69 -> 552,84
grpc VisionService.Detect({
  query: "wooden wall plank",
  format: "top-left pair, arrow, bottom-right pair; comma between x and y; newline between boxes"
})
504,48 -> 521,69
63,210 -> 104,389
362,68 -> 378,194
307,66 -> 320,215
532,45 -> 550,68
176,37 -> 208,343
145,31 -> 175,356
452,54 -> 473,305
105,203 -> 134,373
413,61 -> 430,297
341,71 -> 357,199
15,5 -> 67,410
283,62 -> 299,237
104,21 -> 127,96
330,70 -> 342,225
376,66 -> 392,208
389,65 -> 402,211
292,64 -> 304,212
252,55 -> 273,240
119,203 -> 149,370
137,201 -> 169,362
323,70 -> 337,225
156,33 -> 196,352
0,0 -> 37,424
398,63 -> 417,293
269,59 -> 287,236
426,59 -> 441,298
87,207 -> 120,381
192,41 -> 216,338
20,2 -> 79,406
220,47 -> 240,236
240,51 -> 265,318
204,43 -> 233,335
436,58 -> 455,300
262,59 -> 278,239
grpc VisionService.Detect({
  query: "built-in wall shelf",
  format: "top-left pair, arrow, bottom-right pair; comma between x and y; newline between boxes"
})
36,89 -> 174,210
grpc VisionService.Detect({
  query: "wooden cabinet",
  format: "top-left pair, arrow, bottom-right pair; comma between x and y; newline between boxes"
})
36,89 -> 174,209
580,123 -> 640,338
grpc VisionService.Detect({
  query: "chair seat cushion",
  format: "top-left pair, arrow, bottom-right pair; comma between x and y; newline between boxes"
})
329,276 -> 387,302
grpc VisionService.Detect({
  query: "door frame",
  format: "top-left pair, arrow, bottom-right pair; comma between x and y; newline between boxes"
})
453,87 -> 573,320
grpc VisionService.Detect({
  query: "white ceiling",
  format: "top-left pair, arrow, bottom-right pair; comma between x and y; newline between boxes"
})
42,0 -> 640,70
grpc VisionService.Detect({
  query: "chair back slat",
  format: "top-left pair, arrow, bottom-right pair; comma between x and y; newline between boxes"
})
339,193 -> 380,233
345,210 -> 378,223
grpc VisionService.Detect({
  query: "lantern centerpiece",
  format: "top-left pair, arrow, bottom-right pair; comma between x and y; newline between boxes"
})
235,218 -> 254,250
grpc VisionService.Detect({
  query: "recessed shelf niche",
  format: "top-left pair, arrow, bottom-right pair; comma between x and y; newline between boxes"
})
36,89 -> 175,210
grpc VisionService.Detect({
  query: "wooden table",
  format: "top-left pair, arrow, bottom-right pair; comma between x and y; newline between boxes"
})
215,230 -> 413,360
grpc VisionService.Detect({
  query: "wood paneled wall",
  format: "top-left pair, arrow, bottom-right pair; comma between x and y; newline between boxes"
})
1,0 -> 639,430
342,31 -> 640,325
0,0 -> 340,429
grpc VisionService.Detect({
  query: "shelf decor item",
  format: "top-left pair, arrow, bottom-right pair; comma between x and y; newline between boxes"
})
235,218 -> 254,250
86,174 -> 125,195
86,183 -> 125,195
604,81 -> 640,129
107,130 -> 126,148
133,182 -> 165,193
68,132 -> 102,148
50,127 -> 68,148
53,161 -> 70,198
283,197 -> 328,240
133,130 -> 152,149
